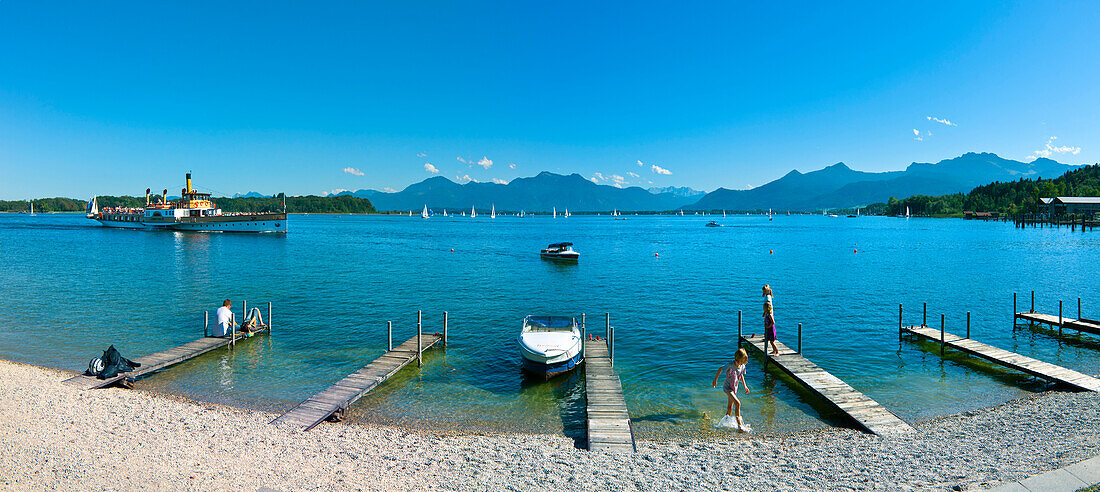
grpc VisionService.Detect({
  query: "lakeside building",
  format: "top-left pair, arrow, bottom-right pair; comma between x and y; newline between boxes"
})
1039,197 -> 1100,216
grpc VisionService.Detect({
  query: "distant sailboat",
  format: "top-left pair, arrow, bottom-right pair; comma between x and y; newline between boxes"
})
491,204 -> 496,219
723,210 -> 726,218
553,207 -> 557,219
443,209 -> 448,217
679,209 -> 684,216
565,208 -> 570,218
471,206 -> 476,218
768,208 -> 773,221
408,210 -> 412,216
612,209 -> 619,217
906,206 -> 910,218
29,200 -> 34,216
462,211 -> 466,217
85,196 -> 98,218
520,210 -> 525,217
422,205 -> 429,219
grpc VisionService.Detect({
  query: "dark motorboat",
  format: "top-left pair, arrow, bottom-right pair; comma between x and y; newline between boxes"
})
540,242 -> 579,261
705,221 -> 722,227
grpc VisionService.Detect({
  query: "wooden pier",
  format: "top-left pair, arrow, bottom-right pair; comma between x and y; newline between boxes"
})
64,303 -> 270,390
901,324 -> 1100,392
1014,293 -> 1100,337
584,322 -> 635,452
740,334 -> 914,437
272,312 -> 446,431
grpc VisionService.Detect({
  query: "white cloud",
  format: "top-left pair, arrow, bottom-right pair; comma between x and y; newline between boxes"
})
1027,136 -> 1081,161
589,177 -> 600,184
508,163 -> 516,169
637,160 -> 644,167
477,157 -> 493,169
417,152 -> 427,157
610,174 -> 627,188
343,167 -> 364,176
912,129 -> 923,141
926,116 -> 957,126
457,157 -> 467,164
324,188 -> 348,196
382,187 -> 397,193
627,171 -> 639,178
456,174 -> 475,184
424,163 -> 440,174
651,164 -> 672,175
912,129 -> 920,136
491,178 -> 508,185
592,172 -> 606,182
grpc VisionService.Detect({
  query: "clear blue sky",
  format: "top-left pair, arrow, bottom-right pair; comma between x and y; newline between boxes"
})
2,1 -> 1098,199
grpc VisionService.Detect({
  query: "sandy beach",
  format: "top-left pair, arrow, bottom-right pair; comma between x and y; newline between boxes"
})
1,360 -> 1098,491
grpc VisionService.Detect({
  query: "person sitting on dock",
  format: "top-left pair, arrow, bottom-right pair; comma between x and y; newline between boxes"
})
214,299 -> 237,337
712,348 -> 751,432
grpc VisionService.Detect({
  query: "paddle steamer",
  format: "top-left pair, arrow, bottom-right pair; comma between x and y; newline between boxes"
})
86,173 -> 287,233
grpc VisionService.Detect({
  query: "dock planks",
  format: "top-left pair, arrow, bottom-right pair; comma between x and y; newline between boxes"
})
1016,311 -> 1100,337
740,334 -> 913,437
584,338 -> 635,452
63,327 -> 269,390
271,333 -> 442,431
902,325 -> 1100,392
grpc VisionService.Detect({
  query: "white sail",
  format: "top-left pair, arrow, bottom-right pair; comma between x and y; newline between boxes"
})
462,211 -> 466,217
491,204 -> 496,219
30,200 -> 34,215
565,208 -> 570,217
422,204 -> 429,219
723,210 -> 726,217
471,206 -> 476,218
906,206 -> 910,218
521,210 -> 525,217
553,207 -> 557,218
85,196 -> 98,217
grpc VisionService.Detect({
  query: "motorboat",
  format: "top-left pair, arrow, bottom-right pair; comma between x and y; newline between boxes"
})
705,221 -> 722,227
540,242 -> 579,261
518,315 -> 583,377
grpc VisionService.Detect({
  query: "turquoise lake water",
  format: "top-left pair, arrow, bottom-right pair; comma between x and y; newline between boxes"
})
1,213 -> 1097,439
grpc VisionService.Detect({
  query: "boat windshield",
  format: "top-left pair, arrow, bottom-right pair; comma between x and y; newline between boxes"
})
524,316 -> 576,332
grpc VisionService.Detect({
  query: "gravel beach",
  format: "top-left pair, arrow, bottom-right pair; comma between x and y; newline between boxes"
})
1,359 -> 1097,491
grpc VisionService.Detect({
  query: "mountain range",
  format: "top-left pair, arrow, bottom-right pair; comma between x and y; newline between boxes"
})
336,152 -> 1080,212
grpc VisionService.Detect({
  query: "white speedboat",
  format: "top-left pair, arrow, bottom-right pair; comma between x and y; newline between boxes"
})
518,316 -> 582,377
540,242 -> 579,261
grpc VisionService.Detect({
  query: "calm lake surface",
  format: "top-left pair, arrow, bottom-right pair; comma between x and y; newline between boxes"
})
1,213 -> 1097,438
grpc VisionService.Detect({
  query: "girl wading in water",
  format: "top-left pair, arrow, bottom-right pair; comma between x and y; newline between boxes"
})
712,348 -> 752,432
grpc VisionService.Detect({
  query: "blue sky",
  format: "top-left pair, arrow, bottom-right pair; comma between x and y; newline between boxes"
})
2,1 -> 1098,199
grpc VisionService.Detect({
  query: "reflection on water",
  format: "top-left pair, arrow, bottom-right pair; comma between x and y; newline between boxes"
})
1,213 -> 1098,438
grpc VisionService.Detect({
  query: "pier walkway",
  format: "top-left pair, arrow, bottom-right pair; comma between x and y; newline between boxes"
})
584,338 -> 635,452
1016,311 -> 1100,337
740,334 -> 913,437
901,325 -> 1100,392
63,327 -> 269,390
271,333 -> 443,431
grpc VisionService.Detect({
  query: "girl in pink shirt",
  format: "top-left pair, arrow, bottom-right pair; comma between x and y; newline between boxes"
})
712,348 -> 751,431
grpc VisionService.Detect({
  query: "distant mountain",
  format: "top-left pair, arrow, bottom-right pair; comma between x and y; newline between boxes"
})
647,186 -> 705,198
689,153 -> 1081,211
233,191 -> 268,198
350,172 -> 690,212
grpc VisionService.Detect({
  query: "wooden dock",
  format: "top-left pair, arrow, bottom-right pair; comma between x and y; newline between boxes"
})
740,334 -> 913,437
901,325 -> 1100,392
271,333 -> 443,431
1016,312 -> 1100,337
63,327 -> 269,390
584,337 -> 635,452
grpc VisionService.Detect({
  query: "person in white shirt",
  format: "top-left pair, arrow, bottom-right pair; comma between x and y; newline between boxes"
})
214,299 -> 237,337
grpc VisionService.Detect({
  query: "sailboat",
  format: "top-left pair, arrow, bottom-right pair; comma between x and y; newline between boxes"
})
462,211 -> 466,217
470,206 -> 476,218
612,209 -> 619,217
768,208 -> 773,221
422,205 -> 430,219
443,209 -> 448,217
85,196 -> 98,219
491,204 -> 496,219
565,208 -> 570,218
905,206 -> 910,218
29,200 -> 34,216
679,210 -> 684,216
408,210 -> 412,216
553,207 -> 557,218
521,210 -> 525,218
723,210 -> 726,218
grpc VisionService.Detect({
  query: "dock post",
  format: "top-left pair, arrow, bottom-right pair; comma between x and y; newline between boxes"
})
605,313 -> 610,341
898,304 -> 903,337
610,325 -> 614,366
243,300 -> 247,327
1079,297 -> 1083,321
1013,293 -> 1018,329
231,312 -> 236,348
387,321 -> 392,352
923,302 -> 927,327
966,311 -> 971,339
268,302 -> 272,333
581,313 -> 586,360
798,323 -> 802,354
204,311 -> 209,337
417,310 -> 423,367
1059,301 -> 1063,337
738,310 -> 743,347
1031,291 -> 1035,313
443,311 -> 448,347
940,314 -> 945,355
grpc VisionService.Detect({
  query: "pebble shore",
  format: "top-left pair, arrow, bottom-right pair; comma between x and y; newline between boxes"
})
1,359 -> 1097,491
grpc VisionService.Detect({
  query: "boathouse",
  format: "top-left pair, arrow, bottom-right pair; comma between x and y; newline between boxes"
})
1040,197 -> 1100,216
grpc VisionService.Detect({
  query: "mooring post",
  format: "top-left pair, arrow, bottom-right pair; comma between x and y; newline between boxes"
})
417,310 -> 423,367
231,312 -> 236,348
581,313 -> 586,360
898,304 -> 903,337
204,310 -> 209,337
940,314 -> 945,355
966,311 -> 971,339
798,322 -> 803,354
387,321 -> 392,351
443,311 -> 449,347
1079,297 -> 1082,321
609,325 -> 615,366
1059,301 -> 1063,336
923,302 -> 927,327
1031,290 -> 1035,313
267,302 -> 272,333
738,310 -> 743,347
243,300 -> 247,327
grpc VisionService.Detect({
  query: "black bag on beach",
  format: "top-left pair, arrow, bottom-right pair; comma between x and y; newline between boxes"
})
89,345 -> 141,379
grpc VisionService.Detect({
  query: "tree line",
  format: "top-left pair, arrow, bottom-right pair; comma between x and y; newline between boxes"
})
0,194 -> 376,214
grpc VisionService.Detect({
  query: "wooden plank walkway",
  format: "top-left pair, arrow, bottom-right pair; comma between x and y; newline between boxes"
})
63,327 -> 269,390
741,334 -> 914,437
584,338 -> 635,452
1016,311 -> 1100,337
902,325 -> 1100,392
271,333 -> 442,431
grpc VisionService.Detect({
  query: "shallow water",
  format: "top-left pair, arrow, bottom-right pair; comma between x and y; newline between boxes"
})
0,213 -> 1097,438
